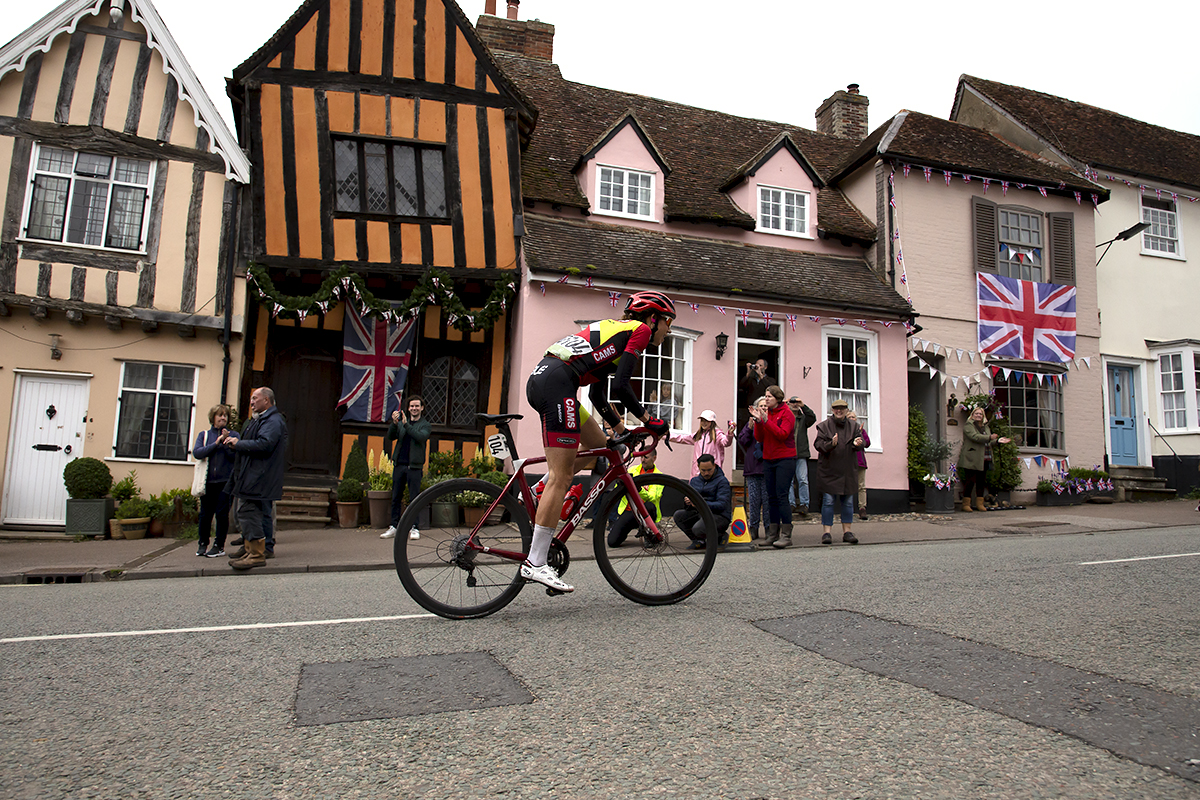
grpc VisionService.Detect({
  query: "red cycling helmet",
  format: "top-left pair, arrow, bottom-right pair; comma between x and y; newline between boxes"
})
625,290 -> 676,319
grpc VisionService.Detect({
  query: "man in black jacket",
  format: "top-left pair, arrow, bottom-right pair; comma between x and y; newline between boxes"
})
788,396 -> 817,517
223,387 -> 289,571
672,454 -> 732,548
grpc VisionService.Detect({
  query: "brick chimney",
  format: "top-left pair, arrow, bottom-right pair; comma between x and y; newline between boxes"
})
815,84 -> 869,140
476,0 -> 555,61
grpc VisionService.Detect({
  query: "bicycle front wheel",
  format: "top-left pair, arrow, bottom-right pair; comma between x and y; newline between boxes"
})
394,478 -> 532,619
593,472 -> 719,605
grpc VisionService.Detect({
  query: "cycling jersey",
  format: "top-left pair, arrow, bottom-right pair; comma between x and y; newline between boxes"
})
527,318 -> 654,448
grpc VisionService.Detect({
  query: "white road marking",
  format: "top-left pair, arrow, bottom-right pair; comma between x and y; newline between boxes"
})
1078,552 -> 1200,566
0,613 -> 437,644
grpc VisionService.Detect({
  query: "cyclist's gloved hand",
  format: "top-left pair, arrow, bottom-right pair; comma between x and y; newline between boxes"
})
645,417 -> 670,437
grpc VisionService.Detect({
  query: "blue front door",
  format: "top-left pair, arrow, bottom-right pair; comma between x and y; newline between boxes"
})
1107,365 -> 1138,465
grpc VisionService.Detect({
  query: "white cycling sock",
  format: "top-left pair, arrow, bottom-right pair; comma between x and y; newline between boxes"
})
528,524 -> 555,566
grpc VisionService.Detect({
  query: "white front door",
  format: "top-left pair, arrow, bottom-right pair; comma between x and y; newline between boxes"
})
3,373 -> 92,526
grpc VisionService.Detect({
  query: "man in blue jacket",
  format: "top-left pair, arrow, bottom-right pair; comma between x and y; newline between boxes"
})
222,387 -> 289,571
672,453 -> 732,549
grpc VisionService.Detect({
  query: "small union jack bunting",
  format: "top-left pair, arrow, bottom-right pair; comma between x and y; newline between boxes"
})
539,282 -> 546,296
923,166 -> 932,182
715,306 -> 727,315
809,315 -> 821,323
584,277 -> 594,288
762,310 -> 773,328
687,302 -> 699,313
1037,187 -> 1048,198
786,314 -> 797,332
608,291 -> 621,307
835,318 -> 847,326
944,170 -> 952,186
556,275 -> 568,284
738,308 -> 750,326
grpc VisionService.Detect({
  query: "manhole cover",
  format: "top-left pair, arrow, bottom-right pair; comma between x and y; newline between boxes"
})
294,651 -> 533,726
1004,521 -> 1070,529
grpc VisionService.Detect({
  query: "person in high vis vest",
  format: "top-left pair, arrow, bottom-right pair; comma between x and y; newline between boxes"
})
606,451 -> 664,547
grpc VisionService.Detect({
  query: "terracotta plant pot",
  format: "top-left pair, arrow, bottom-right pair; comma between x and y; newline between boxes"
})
462,506 -> 487,527
336,501 -> 361,528
119,517 -> 151,540
367,490 -> 392,528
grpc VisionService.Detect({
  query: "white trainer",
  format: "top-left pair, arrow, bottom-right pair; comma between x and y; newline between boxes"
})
520,560 -> 574,592
380,526 -> 397,539
409,526 -> 420,539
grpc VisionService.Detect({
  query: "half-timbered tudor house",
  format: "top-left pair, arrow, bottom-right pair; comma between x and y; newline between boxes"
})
474,7 -> 916,513
0,0 -> 250,528
229,0 -> 533,492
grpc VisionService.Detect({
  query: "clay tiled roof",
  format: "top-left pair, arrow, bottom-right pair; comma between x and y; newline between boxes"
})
958,75 -> 1200,191
832,111 -> 1102,197
495,54 -> 875,243
523,214 -> 912,316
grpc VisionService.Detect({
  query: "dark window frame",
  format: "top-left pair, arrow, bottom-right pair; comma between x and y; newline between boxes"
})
992,368 -> 1065,452
331,134 -> 449,222
972,196 -> 1075,286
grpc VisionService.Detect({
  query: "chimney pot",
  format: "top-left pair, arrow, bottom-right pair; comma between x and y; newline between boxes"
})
847,83 -> 860,94
484,0 -> 496,14
507,0 -> 519,20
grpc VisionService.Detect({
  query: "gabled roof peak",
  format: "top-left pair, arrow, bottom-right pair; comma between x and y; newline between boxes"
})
720,131 -> 824,192
573,110 -> 671,175
0,0 -> 250,182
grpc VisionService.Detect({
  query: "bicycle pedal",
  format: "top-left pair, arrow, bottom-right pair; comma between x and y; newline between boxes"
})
545,587 -> 565,597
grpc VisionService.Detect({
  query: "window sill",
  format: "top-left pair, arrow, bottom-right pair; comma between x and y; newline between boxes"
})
758,228 -> 813,240
1139,248 -> 1186,261
332,211 -> 449,224
1016,448 -> 1067,457
591,209 -> 657,223
105,456 -> 191,466
1154,427 -> 1200,436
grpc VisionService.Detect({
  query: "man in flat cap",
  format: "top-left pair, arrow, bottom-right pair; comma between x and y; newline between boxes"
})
813,398 -> 865,545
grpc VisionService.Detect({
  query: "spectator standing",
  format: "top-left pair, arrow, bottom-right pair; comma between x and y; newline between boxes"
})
672,453 -> 732,549
752,385 -> 797,548
814,398 -> 864,545
381,395 -> 433,539
223,387 -> 289,570
847,410 -> 871,520
671,410 -> 735,477
787,396 -> 817,518
607,450 -> 663,547
737,397 -> 768,540
738,358 -> 775,409
192,404 -> 235,557
958,407 -> 1009,512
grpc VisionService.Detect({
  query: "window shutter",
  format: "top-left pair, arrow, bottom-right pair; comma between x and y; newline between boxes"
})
1047,212 -> 1076,285
972,196 -> 998,273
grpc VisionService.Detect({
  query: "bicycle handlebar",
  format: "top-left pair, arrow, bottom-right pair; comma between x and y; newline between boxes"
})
606,426 -> 670,466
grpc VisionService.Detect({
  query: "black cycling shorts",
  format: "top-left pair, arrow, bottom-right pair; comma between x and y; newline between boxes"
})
526,357 -> 583,449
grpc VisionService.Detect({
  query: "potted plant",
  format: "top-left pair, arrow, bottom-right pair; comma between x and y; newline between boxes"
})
918,436 -> 955,513
984,416 -> 1022,506
113,497 -> 153,539
63,457 -> 114,537
336,477 -> 364,528
423,476 -> 460,527
342,439 -> 371,526
478,470 -> 509,523
907,404 -> 930,503
456,489 -> 493,527
109,470 -> 140,539
367,449 -> 394,529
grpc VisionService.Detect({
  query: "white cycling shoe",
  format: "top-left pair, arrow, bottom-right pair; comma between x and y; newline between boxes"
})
520,560 -> 574,593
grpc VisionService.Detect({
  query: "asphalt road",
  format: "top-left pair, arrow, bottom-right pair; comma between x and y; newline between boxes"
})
2,525 -> 1198,799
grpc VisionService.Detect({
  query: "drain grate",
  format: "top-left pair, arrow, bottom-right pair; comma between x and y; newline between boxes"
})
758,610 -> 1200,783
24,574 -> 85,584
1003,521 -> 1070,529
294,651 -> 533,726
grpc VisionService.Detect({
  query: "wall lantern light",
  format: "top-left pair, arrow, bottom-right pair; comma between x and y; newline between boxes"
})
715,332 -> 729,360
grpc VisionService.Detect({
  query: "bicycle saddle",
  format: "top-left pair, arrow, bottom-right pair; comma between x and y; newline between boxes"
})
477,413 -> 524,425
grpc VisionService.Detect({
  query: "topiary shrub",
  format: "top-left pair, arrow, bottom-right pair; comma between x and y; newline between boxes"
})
342,439 -> 370,484
907,405 -> 930,482
337,477 -> 364,503
63,457 -> 113,499
985,416 -> 1022,492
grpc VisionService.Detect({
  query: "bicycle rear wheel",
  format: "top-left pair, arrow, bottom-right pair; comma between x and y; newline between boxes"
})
394,478 -> 532,619
593,472 -> 719,605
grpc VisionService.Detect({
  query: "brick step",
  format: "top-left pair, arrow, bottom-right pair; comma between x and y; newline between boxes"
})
1112,477 -> 1170,490
278,499 -> 333,510
276,514 -> 331,529
1128,487 -> 1178,502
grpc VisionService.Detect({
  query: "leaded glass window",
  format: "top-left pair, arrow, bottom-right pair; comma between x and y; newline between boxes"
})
421,357 -> 479,427
332,136 -> 447,218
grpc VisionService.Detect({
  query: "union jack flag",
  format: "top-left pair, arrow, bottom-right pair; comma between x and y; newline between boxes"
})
339,304 -> 418,423
977,273 -> 1076,362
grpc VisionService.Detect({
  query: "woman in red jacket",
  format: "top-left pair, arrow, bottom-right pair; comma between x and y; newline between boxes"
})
753,385 -> 797,548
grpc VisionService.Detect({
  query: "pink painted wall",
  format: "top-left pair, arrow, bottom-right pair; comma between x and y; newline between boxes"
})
727,147 -> 817,242
507,270 -> 911,492
885,164 -> 1105,491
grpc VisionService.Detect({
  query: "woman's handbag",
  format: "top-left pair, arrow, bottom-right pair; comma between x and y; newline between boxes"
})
191,457 -> 208,497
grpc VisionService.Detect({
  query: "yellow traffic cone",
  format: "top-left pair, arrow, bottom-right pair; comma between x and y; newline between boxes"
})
725,506 -> 754,551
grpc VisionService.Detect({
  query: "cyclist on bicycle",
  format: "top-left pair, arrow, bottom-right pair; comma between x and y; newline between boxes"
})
522,290 -> 677,592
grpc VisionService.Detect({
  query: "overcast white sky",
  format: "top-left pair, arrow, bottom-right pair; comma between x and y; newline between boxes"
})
11,0 -> 1200,139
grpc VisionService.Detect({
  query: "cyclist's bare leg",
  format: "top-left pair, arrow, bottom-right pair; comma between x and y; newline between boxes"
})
533,446 -> 576,536
573,414 -> 608,471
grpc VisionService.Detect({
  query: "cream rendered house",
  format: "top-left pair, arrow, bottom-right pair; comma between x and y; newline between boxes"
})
953,75 -> 1198,496
0,0 -> 250,528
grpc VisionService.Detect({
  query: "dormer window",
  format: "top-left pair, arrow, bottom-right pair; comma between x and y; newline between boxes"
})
758,186 -> 809,237
598,166 -> 654,219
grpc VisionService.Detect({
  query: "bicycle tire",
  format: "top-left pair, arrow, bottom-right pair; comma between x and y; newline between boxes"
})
592,472 -> 719,605
394,478 -> 532,620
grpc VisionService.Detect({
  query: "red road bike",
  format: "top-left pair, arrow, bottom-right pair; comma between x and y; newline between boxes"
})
393,413 -> 719,619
